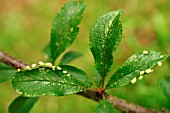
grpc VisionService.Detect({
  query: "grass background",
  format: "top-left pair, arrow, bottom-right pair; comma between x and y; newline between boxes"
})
0,0 -> 170,112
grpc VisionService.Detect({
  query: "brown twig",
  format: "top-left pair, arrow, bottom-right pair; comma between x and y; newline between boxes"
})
0,50 -> 28,69
0,50 -> 168,113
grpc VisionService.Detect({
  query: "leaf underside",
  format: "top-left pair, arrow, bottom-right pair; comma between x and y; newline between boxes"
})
94,71 -> 102,88
60,65 -> 92,88
50,1 -> 86,61
12,66 -> 90,97
106,51 -> 169,89
60,51 -> 82,65
0,63 -> 16,83
9,96 -> 39,113
90,10 -> 123,79
160,76 -> 170,104
94,99 -> 114,113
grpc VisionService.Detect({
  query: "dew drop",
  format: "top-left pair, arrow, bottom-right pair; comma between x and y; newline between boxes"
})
60,80 -> 64,83
101,44 -> 104,48
70,82 -> 74,85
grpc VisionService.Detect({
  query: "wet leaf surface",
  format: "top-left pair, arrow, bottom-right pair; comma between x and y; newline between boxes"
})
12,66 -> 88,97
60,65 -> 92,88
106,51 -> 169,89
94,99 -> 114,113
0,63 -> 16,83
9,96 -> 39,113
50,1 -> 86,61
160,76 -> 170,104
60,51 -> 82,65
90,10 -> 123,78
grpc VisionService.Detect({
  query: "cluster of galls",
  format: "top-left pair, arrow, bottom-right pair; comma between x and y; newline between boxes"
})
17,61 -> 70,77
130,50 -> 164,84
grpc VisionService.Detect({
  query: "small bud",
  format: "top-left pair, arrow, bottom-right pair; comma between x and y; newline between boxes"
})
131,77 -> 137,84
143,50 -> 148,54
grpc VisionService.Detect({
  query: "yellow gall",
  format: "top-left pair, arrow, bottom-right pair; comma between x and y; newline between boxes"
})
57,66 -> 62,70
38,61 -> 45,66
31,64 -> 37,68
157,61 -> 162,67
143,50 -> 148,54
63,70 -> 67,74
140,71 -> 145,75
160,55 -> 164,58
25,66 -> 31,70
138,76 -> 143,80
131,77 -> 137,84
145,69 -> 153,73
45,63 -> 52,67
17,69 -> 21,72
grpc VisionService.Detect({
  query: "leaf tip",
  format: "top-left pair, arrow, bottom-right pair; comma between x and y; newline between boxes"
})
118,9 -> 124,14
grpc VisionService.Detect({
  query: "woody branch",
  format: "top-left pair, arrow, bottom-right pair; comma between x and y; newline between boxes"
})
0,50 -> 168,113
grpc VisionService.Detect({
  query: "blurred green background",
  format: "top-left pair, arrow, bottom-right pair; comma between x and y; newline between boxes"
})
0,0 -> 170,113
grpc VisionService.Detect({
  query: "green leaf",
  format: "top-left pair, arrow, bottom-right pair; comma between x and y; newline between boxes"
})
9,96 -> 39,113
160,76 -> 170,104
50,1 -> 87,62
94,99 -> 114,113
12,66 -> 86,97
94,71 -> 102,88
106,51 -> 169,89
0,63 -> 16,83
60,51 -> 82,65
89,10 -> 123,77
60,65 -> 92,88
43,44 -> 52,62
